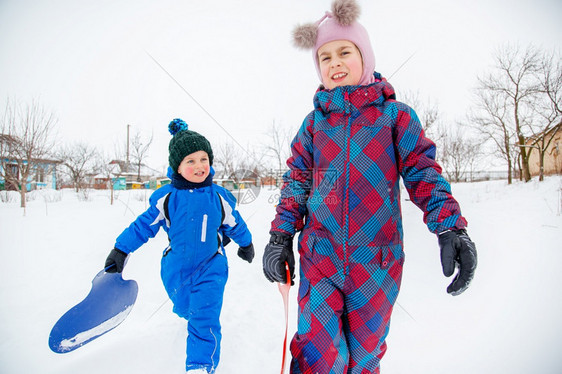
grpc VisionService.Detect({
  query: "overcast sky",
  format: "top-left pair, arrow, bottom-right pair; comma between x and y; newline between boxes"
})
1,0 -> 560,170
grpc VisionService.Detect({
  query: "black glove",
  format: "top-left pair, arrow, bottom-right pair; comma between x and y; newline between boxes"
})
105,248 -> 128,273
438,229 -> 477,296
263,232 -> 295,285
238,243 -> 255,263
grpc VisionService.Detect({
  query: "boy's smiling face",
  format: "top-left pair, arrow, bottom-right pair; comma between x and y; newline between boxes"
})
177,150 -> 210,183
317,40 -> 363,90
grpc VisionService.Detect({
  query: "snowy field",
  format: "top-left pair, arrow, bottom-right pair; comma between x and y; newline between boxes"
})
1,176 -> 561,374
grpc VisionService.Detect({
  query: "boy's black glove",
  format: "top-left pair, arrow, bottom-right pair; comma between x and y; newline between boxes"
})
238,243 -> 255,263
105,248 -> 128,273
438,229 -> 477,296
263,232 -> 295,285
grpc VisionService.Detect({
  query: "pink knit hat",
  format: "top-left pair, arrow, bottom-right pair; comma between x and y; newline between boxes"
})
293,0 -> 375,86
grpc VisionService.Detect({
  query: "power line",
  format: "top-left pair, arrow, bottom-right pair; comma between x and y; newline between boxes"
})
389,51 -> 417,80
145,50 -> 249,154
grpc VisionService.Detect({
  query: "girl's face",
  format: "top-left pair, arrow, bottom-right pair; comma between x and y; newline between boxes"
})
177,150 -> 210,183
317,40 -> 363,90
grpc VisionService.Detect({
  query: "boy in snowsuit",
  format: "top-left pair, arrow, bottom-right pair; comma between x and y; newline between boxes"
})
105,118 -> 254,374
262,1 -> 477,373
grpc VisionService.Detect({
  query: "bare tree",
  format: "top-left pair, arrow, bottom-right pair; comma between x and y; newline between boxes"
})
529,50 -> 562,180
239,145 -> 268,180
469,87 -> 516,183
214,141 -> 267,184
214,141 -> 242,180
58,142 -> 99,192
94,151 -> 120,205
0,98 -> 57,209
401,91 -> 458,172
264,120 -> 293,171
439,125 -> 482,182
402,91 -> 443,142
129,129 -> 153,182
475,44 -> 542,182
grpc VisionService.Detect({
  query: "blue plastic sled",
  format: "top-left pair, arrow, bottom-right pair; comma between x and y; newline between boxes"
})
49,269 -> 138,353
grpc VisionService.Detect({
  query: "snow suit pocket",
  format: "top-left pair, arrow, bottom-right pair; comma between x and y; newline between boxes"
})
349,244 -> 404,266
378,245 -> 405,269
298,230 -> 318,261
296,274 -> 312,335
299,228 -> 341,266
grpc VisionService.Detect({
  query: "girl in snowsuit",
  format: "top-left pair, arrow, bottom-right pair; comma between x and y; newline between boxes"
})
105,119 -> 254,374
262,1 -> 477,373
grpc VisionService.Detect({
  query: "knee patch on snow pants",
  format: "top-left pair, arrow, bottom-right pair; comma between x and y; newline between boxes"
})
290,247 -> 404,374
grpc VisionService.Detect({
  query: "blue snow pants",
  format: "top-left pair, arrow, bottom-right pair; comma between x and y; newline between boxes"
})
161,251 -> 228,373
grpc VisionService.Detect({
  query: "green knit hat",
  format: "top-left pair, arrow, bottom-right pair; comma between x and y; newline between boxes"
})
168,118 -> 214,172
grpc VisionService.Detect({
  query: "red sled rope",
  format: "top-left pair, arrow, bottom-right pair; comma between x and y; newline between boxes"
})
278,262 -> 292,374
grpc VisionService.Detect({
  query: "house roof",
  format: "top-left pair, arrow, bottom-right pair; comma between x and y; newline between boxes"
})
1,133 -> 61,164
109,160 -> 163,178
526,122 -> 562,144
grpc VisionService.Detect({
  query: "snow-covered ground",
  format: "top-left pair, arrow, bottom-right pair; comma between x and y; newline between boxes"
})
1,177 -> 561,374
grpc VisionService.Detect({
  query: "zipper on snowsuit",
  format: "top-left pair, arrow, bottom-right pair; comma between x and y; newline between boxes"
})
343,90 -> 351,276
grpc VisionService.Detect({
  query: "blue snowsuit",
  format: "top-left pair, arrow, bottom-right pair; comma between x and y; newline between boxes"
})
114,177 -> 252,372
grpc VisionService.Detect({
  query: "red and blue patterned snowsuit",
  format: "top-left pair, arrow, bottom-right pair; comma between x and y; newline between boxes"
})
271,74 -> 467,373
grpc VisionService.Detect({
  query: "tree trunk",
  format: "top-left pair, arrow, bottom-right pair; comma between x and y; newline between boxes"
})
539,150 -> 545,181
19,182 -> 26,210
521,156 -> 531,182
519,142 -> 532,182
506,150 -> 513,184
516,155 -> 523,182
107,179 -> 114,205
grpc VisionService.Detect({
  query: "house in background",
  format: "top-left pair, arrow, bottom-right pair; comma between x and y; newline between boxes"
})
0,158 -> 60,191
0,134 -> 61,191
104,160 -> 166,190
528,126 -> 562,177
